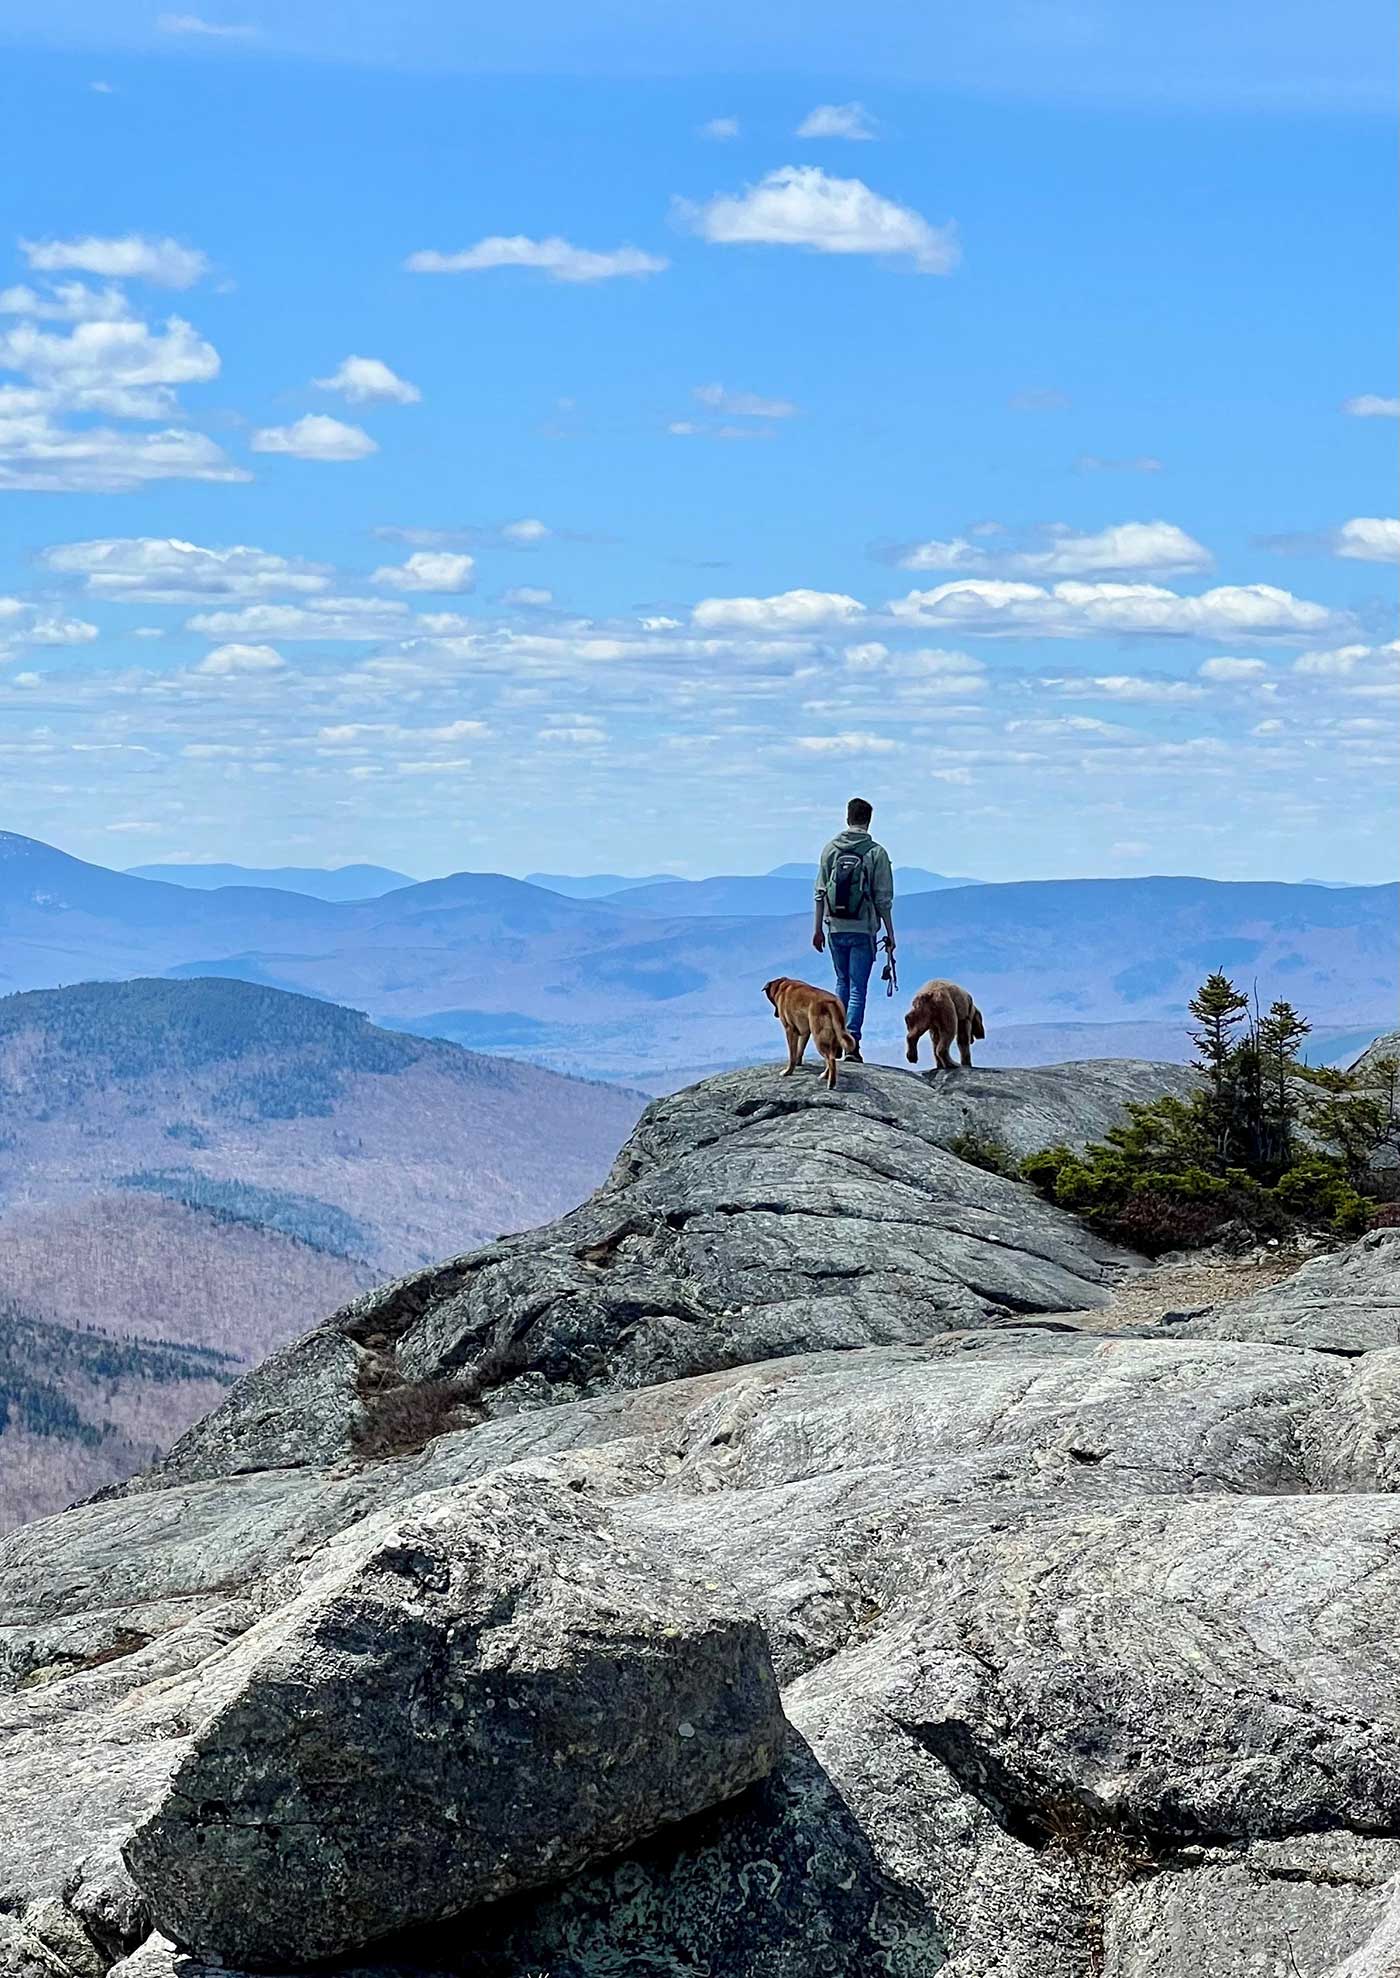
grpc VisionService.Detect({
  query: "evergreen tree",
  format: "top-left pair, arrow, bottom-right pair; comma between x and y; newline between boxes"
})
1257,998 -> 1311,1173
1189,971 -> 1249,1160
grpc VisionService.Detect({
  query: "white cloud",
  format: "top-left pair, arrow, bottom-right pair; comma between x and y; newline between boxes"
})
371,550 -> 476,593
0,281 -> 133,322
0,409 -> 247,492
668,419 -> 774,442
90,81 -> 115,93
313,355 -> 421,406
1199,656 -> 1269,682
890,579 -> 1336,641
897,520 -> 1211,579
501,517 -> 551,543
503,586 -> 553,606
195,642 -> 286,676
43,536 -> 331,601
1334,516 -> 1400,563
250,414 -> 377,461
186,597 -> 413,640
1342,395 -> 1400,418
1009,715 -> 1137,740
700,117 -> 740,141
681,166 -> 958,274
791,732 -> 898,754
0,315 -> 220,416
0,598 -> 97,649
1293,640 -> 1397,678
20,233 -> 208,288
795,102 -> 878,140
692,382 -> 797,418
692,588 -> 864,631
1046,674 -> 1204,703
406,238 -> 667,283
156,13 -> 256,38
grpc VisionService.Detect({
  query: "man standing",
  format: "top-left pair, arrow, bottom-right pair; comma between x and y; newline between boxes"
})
812,796 -> 895,1063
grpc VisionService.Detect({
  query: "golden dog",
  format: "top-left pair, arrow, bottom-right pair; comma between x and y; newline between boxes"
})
905,978 -> 985,1070
763,976 -> 858,1089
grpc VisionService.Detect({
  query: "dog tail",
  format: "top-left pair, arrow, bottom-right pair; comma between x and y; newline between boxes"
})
835,1015 -> 858,1056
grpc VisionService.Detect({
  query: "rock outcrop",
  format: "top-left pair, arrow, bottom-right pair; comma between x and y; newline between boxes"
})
134,1065 -> 1142,1492
1180,1228 -> 1400,1353
2,1060 -> 1399,1978
124,1475 -> 783,1969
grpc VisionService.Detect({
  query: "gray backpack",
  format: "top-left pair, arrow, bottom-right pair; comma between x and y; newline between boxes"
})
825,847 -> 870,919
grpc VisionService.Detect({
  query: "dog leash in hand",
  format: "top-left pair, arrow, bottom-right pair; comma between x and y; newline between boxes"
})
880,941 -> 898,997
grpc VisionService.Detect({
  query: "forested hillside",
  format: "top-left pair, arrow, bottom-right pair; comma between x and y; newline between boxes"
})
0,977 -> 643,1525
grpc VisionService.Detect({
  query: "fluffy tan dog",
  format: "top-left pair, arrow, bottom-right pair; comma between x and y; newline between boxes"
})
763,976 -> 858,1089
905,978 -> 985,1070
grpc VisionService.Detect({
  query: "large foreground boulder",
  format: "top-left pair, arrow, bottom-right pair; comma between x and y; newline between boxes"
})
123,1475 -> 783,1970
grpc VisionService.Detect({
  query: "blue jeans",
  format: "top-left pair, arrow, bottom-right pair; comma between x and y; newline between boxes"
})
828,932 -> 877,1043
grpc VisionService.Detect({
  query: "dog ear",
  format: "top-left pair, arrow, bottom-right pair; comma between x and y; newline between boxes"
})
973,1006 -> 986,1039
763,979 -> 779,1008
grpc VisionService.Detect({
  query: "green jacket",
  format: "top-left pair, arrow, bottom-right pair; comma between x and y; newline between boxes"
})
815,830 -> 894,934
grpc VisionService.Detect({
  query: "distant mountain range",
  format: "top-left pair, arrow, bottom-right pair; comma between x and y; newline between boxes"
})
525,871 -> 677,898
2,832 -> 1394,1085
127,861 -> 414,900
0,975 -> 643,1525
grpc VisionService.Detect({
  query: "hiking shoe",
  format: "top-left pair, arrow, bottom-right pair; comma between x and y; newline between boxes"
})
844,1043 -> 864,1062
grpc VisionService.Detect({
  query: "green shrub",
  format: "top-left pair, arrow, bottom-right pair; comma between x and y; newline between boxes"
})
945,1130 -> 1020,1178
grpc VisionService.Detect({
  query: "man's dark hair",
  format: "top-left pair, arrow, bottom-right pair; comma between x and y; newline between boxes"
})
846,797 -> 873,828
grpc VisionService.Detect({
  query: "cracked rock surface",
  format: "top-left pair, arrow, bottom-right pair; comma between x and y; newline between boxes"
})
2,1063 -> 1399,1978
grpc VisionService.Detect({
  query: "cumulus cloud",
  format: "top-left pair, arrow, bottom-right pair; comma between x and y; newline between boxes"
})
791,732 -> 898,754
1008,715 -> 1137,740
0,409 -> 247,492
195,643 -> 286,675
700,116 -> 740,141
1293,640 -> 1398,678
313,355 -> 421,406
890,579 -> 1336,641
43,536 -> 331,601
681,166 -> 958,274
795,102 -> 879,140
250,414 -> 377,461
0,598 -> 97,650
1199,656 -> 1270,682
0,281 -> 133,322
406,238 -> 667,283
1334,516 -> 1400,563
186,598 -> 414,640
20,233 -> 208,288
896,520 -> 1212,580
692,588 -> 864,631
0,315 -> 220,416
692,382 -> 797,418
1044,673 -> 1205,703
370,550 -> 476,593
1341,395 -> 1399,418
155,14 -> 256,38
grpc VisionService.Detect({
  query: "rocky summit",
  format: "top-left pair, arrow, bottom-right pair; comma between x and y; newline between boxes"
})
2,1059 -> 1399,1978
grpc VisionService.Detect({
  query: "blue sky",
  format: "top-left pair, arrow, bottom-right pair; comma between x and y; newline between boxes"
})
0,2 -> 1395,883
